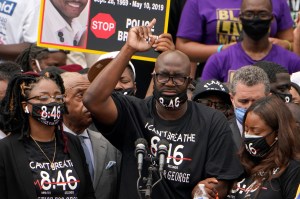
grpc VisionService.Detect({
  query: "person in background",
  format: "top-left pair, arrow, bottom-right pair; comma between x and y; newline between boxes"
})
176,0 -> 293,78
88,33 -> 175,98
226,95 -> 300,198
83,19 -> 243,199
15,44 -> 69,73
294,11 -> 300,56
0,61 -> 23,139
88,51 -> 137,96
290,82 -> 300,105
192,79 -> 233,120
229,65 -> 270,149
61,72 -> 121,199
0,0 -> 40,60
0,72 -> 95,198
201,0 -> 300,82
254,61 -> 292,103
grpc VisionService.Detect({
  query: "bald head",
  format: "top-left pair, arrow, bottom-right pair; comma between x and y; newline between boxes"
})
61,72 -> 90,90
241,0 -> 272,12
155,50 -> 191,76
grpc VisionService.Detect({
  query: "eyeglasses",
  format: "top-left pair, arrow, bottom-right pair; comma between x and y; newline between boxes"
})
152,72 -> 190,86
27,94 -> 64,103
240,11 -> 273,20
195,99 -> 228,110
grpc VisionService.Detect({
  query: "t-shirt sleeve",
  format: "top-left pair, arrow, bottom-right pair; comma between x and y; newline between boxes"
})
176,0 -> 203,41
205,111 -> 243,180
288,53 -> 300,73
201,54 -> 221,81
280,160 -> 300,199
275,0 -> 293,32
93,94 -> 142,151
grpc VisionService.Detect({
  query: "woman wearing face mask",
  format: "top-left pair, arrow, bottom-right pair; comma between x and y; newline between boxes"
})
176,0 -> 294,79
0,73 -> 95,198
226,95 -> 300,198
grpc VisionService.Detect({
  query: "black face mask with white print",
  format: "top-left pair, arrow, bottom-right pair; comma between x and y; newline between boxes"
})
272,91 -> 292,103
26,102 -> 64,126
244,131 -> 277,160
153,89 -> 188,110
113,88 -> 135,96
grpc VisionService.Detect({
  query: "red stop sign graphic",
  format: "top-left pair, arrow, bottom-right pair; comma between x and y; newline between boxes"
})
90,13 -> 116,39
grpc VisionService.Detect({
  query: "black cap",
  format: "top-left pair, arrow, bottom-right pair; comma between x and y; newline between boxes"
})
192,79 -> 231,104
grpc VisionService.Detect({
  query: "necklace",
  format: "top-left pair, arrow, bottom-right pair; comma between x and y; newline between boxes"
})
30,135 -> 56,170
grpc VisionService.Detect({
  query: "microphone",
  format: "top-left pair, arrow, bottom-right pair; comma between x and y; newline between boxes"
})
157,139 -> 169,173
135,138 -> 148,171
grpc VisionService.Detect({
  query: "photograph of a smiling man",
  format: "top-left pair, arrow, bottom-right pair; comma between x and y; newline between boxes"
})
41,0 -> 90,48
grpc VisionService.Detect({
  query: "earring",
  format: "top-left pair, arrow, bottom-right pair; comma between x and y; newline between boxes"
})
25,106 -> 29,114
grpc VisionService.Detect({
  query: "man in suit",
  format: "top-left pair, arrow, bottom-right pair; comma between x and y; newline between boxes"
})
61,72 -> 121,199
229,65 -> 270,148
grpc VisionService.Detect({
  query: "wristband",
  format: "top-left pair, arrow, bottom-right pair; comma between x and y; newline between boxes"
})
217,45 -> 223,53
283,40 -> 292,51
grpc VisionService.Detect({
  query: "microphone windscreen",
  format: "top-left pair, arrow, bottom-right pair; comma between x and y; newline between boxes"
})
135,138 -> 148,147
157,139 -> 169,148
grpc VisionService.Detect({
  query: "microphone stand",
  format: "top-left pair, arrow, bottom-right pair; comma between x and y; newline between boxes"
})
144,165 -> 156,199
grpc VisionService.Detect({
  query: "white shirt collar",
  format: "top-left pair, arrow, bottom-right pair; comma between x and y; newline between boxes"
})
62,123 -> 89,138
47,1 -> 84,37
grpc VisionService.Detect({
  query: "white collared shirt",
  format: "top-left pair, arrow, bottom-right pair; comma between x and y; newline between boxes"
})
236,119 -> 243,137
0,130 -> 6,139
62,123 -> 95,168
41,1 -> 86,46
0,0 -> 39,44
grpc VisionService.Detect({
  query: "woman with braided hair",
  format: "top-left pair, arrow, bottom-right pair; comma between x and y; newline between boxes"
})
0,72 -> 95,198
15,43 -> 68,72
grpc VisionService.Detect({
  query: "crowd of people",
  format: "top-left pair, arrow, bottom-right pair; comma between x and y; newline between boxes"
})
0,0 -> 300,199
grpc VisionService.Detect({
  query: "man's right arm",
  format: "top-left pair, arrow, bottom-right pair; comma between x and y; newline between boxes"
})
83,19 -> 157,125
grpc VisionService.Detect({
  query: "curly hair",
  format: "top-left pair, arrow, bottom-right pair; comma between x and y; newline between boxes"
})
0,72 -> 69,152
230,65 -> 270,96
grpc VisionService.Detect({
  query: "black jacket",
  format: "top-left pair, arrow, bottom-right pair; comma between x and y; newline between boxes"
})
0,132 -> 95,199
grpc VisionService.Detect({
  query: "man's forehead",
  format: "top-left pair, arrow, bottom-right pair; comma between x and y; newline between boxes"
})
241,0 -> 272,11
64,77 -> 90,92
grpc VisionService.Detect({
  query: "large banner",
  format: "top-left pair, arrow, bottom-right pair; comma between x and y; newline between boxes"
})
37,0 -> 170,62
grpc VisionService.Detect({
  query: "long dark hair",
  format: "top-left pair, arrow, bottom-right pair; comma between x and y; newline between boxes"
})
240,95 -> 300,182
0,72 -> 69,152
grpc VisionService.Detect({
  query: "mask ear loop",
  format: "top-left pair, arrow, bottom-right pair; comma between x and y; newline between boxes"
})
34,59 -> 42,72
24,105 -> 29,114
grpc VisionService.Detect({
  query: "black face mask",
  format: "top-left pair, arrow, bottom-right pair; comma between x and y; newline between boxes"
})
241,18 -> 272,41
272,91 -> 292,103
153,89 -> 188,110
244,131 -> 277,159
113,88 -> 135,96
27,102 -> 64,126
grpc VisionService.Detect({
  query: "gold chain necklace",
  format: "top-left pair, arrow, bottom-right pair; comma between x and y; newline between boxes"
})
30,135 -> 56,170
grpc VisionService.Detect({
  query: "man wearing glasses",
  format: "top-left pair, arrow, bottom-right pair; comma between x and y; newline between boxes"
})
192,79 -> 233,120
83,19 -> 242,199
201,0 -> 300,82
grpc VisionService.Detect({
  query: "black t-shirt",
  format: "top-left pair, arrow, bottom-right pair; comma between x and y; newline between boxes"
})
95,94 -> 243,199
227,160 -> 300,199
24,137 -> 80,199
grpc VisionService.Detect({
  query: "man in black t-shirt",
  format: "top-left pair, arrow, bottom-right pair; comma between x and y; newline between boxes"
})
83,19 -> 243,199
